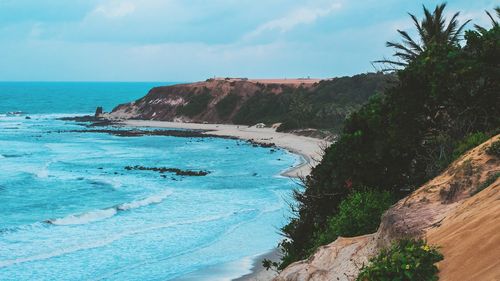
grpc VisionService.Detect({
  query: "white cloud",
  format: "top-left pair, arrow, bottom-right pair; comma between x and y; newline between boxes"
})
243,2 -> 342,40
91,1 -> 136,19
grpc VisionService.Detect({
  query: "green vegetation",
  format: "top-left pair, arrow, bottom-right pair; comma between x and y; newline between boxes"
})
357,239 -> 443,281
215,92 -> 241,118
376,3 -> 470,68
451,132 -> 490,160
231,73 -> 393,132
276,3 -> 499,269
310,190 -> 394,254
233,90 -> 291,125
471,173 -> 499,196
486,140 -> 500,157
177,92 -> 212,117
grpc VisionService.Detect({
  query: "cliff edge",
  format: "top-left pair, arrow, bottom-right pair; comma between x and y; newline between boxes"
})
274,135 -> 499,281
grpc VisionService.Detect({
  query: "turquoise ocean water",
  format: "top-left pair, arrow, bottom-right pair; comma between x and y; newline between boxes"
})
0,82 -> 299,280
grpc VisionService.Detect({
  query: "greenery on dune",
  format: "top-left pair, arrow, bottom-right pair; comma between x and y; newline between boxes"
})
357,239 -> 443,281
308,190 -> 394,255
275,3 -> 499,272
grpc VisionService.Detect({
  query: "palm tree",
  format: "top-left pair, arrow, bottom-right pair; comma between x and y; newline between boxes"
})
475,7 -> 500,33
376,3 -> 470,68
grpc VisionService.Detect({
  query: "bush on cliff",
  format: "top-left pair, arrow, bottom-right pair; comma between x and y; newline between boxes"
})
309,190 -> 394,254
357,239 -> 443,281
215,92 -> 241,119
277,4 -> 499,268
451,132 -> 490,160
177,92 -> 212,117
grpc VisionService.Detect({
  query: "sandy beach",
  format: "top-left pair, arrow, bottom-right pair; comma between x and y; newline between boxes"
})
120,120 -> 330,178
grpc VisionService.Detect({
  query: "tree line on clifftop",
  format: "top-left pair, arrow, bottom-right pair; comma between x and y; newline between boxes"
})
271,3 -> 499,276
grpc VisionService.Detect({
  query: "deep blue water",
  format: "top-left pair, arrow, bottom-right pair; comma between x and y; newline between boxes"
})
0,83 -> 298,280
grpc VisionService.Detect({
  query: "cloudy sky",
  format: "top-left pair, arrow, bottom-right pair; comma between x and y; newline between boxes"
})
0,0 -> 496,81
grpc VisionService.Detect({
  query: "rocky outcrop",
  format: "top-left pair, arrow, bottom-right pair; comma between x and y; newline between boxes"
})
275,135 -> 499,281
95,106 -> 103,117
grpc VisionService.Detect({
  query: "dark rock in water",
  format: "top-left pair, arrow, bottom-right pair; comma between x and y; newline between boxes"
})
125,165 -> 210,176
57,115 -> 117,127
6,111 -> 25,116
246,139 -> 276,148
68,128 -> 238,139
25,116 -> 31,119
95,106 -> 103,117
59,115 -> 97,122
87,120 -> 115,127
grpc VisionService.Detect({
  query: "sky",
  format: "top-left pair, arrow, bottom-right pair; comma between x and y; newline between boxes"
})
0,0 -> 497,82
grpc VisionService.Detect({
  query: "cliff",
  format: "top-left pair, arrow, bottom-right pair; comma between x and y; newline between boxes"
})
110,78 -> 312,123
274,135 -> 500,281
109,74 -> 394,131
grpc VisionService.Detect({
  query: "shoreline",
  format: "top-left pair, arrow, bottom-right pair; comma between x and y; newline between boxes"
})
232,249 -> 281,281
116,120 -> 330,281
118,120 -> 329,178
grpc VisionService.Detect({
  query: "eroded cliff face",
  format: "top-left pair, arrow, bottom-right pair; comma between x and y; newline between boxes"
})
275,135 -> 500,281
109,79 -> 314,123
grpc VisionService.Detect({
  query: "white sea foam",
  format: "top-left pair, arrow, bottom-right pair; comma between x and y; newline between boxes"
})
49,208 -> 118,225
48,190 -> 173,225
3,211 -> 238,269
117,190 -> 173,211
0,235 -> 119,268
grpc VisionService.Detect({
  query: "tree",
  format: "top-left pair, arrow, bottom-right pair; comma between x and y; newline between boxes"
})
475,7 -> 500,34
377,3 -> 470,68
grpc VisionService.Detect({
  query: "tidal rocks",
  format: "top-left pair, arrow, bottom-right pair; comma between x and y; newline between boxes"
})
246,139 -> 276,148
59,115 -> 98,122
125,165 -> 210,176
68,128 -> 237,139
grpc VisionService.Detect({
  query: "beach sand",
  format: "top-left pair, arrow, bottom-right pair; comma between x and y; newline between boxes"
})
120,120 -> 330,178
119,120 -> 330,280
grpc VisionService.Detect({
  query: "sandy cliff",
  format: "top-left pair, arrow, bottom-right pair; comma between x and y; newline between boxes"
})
274,135 -> 499,281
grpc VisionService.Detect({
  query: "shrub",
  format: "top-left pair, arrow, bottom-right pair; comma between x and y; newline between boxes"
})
177,92 -> 212,117
310,189 -> 394,253
486,140 -> 500,157
215,92 -> 240,119
471,173 -> 499,196
276,118 -> 300,132
451,132 -> 490,160
357,239 -> 443,281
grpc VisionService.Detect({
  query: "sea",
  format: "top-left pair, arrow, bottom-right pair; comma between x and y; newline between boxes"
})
0,82 -> 300,281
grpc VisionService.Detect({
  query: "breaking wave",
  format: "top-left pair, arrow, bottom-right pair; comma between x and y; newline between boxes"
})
47,190 -> 173,225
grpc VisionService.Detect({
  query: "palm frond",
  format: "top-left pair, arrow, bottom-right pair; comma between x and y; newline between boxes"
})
451,19 -> 471,42
397,30 -> 424,53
